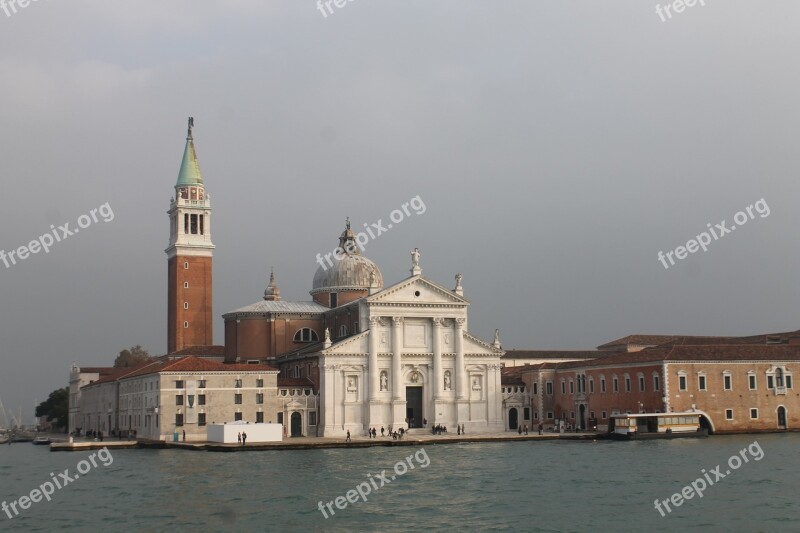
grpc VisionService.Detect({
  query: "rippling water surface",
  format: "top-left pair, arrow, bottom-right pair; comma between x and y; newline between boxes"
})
1,433 -> 798,532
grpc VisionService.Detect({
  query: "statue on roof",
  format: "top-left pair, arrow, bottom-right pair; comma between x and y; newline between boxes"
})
411,248 -> 420,268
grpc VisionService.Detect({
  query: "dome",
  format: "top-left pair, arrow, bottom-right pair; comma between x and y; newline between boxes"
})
311,220 -> 384,295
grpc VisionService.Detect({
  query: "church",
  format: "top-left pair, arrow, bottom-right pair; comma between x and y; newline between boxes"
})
166,119 -> 506,437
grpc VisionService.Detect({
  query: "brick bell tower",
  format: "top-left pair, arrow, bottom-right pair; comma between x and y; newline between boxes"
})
166,117 -> 214,353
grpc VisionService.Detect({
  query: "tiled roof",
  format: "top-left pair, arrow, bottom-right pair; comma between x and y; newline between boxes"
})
278,377 -> 315,387
501,366 -> 528,384
168,345 -> 226,356
113,357 -> 278,380
224,300 -> 328,316
78,367 -> 116,375
558,344 -> 800,369
596,330 -> 800,350
502,350 -> 606,360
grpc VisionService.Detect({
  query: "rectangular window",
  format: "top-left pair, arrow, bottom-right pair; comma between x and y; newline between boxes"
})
256,393 -> 264,404
198,413 -> 206,426
330,293 -> 338,308
184,213 -> 189,234
698,375 -> 707,391
310,412 -> 317,426
749,375 -> 757,390
569,381 -> 574,394
234,394 -> 243,405
256,412 -> 264,423
679,375 -> 687,391
235,379 -> 243,388
533,383 -> 538,395
589,380 -> 594,393
613,378 -> 619,392
524,407 -> 531,420
190,214 -> 198,234
653,375 -> 660,391
175,380 -> 184,389
601,411 -> 607,419
546,382 -> 553,395
234,412 -> 243,421
198,394 -> 206,406
750,408 -> 758,420
561,381 -> 566,394
625,378 -> 631,392
787,375 -> 793,389
533,412 -> 539,420
256,379 -> 264,388
175,395 -> 183,406
725,409 -> 733,420
723,375 -> 732,391
639,377 -> 645,392
175,414 -> 184,427
277,412 -> 284,425
198,380 -> 206,389
546,412 -> 554,419
199,215 -> 204,235
600,378 -> 606,393
767,375 -> 774,389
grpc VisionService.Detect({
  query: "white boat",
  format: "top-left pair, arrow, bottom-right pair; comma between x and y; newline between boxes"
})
609,412 -> 709,439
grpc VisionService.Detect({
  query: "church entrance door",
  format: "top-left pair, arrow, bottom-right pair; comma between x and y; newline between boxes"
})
405,387 -> 423,428
290,412 -> 302,437
508,408 -> 518,430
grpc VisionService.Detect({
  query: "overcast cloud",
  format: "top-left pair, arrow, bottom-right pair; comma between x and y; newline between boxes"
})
1,1 -> 799,422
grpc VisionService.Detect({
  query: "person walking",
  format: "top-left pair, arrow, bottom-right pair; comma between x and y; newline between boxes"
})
381,426 -> 385,437
346,430 -> 351,443
538,423 -> 543,435
242,432 -> 247,446
237,432 -> 242,445
183,430 -> 186,442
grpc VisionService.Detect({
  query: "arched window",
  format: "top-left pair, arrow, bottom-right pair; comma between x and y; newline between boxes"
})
339,325 -> 348,338
293,328 -> 319,343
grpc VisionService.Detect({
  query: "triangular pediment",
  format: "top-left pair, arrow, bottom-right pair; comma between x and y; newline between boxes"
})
367,276 -> 469,306
322,331 -> 369,355
462,331 -> 504,356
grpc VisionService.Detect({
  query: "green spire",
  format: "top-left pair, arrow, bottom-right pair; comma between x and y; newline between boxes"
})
176,117 -> 203,187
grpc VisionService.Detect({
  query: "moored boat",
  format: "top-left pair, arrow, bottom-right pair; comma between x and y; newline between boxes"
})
32,436 -> 51,445
609,412 -> 709,440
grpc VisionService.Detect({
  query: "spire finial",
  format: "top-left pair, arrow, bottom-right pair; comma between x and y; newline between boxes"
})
187,116 -> 194,138
345,217 -> 350,230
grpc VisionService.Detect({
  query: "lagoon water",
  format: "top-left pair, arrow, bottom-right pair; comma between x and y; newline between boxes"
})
0,433 -> 798,532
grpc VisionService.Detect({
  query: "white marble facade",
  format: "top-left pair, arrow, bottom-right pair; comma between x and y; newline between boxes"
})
318,275 -> 505,436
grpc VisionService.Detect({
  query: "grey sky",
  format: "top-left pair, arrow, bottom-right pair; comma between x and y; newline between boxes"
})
1,1 -> 798,423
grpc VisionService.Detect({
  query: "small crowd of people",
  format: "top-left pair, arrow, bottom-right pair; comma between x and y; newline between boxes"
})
237,431 -> 247,445
517,425 -> 529,435
431,424 -> 448,435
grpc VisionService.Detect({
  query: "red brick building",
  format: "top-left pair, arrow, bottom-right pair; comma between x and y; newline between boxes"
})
503,331 -> 800,433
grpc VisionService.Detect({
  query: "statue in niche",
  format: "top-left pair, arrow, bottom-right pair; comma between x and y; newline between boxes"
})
444,371 -> 452,390
472,377 -> 481,390
347,377 -> 357,392
324,328 -> 331,342
411,371 -> 420,383
444,332 -> 450,345
380,333 -> 387,345
380,371 -> 388,391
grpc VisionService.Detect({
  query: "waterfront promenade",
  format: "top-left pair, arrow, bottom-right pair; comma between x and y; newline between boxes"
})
51,430 -> 599,452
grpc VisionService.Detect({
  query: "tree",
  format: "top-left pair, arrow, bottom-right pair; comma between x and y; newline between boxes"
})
35,388 -> 69,431
114,345 -> 153,368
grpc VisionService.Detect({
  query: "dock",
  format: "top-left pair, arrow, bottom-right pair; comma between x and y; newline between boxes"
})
50,431 -> 602,452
